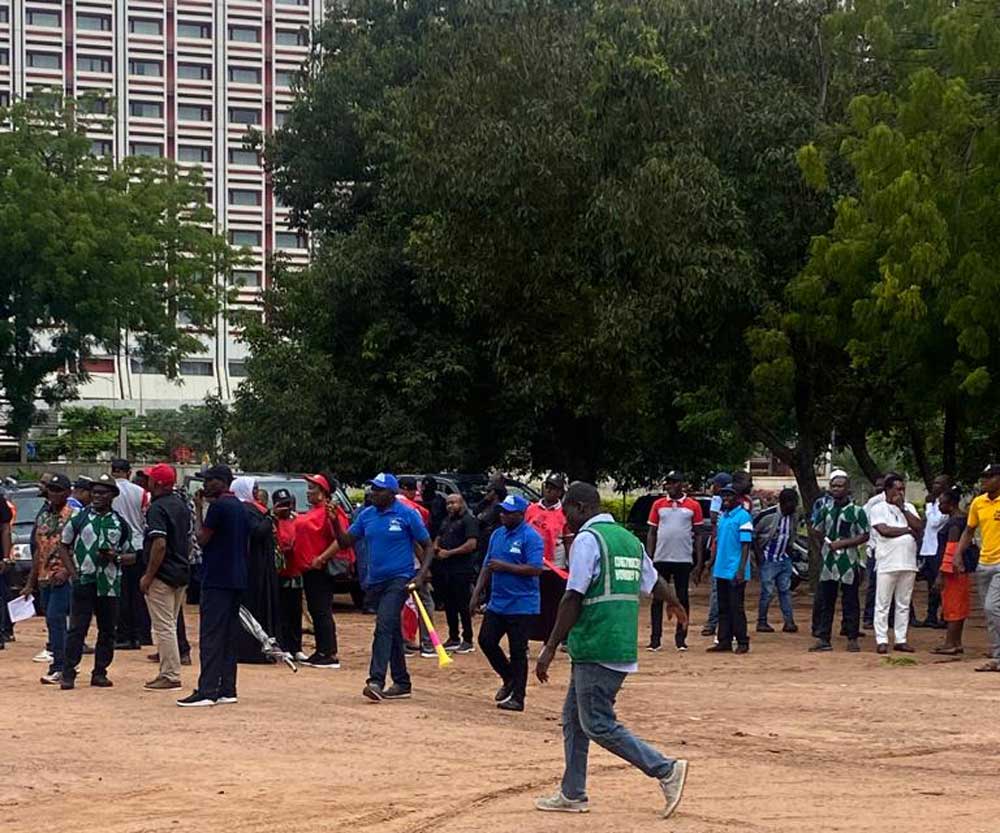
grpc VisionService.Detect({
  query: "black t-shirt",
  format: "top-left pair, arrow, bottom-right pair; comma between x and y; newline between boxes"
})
201,494 -> 249,590
423,492 -> 448,540
437,511 -> 478,575
938,514 -> 977,572
0,498 -> 12,525
143,491 -> 192,588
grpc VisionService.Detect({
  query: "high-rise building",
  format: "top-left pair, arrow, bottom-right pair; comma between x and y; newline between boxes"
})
0,0 -> 322,411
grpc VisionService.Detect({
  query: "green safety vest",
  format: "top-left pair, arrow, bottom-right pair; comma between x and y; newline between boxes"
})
567,521 -> 643,664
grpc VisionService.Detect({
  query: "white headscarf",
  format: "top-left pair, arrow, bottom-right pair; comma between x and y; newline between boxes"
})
232,476 -> 256,504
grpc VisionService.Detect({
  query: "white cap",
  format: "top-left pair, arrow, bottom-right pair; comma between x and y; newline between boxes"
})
829,469 -> 849,484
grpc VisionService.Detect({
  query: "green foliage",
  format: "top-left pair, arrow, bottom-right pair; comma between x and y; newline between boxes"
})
0,97 -> 239,440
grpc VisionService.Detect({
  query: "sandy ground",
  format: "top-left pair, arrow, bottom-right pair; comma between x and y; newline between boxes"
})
2,582 -> 999,833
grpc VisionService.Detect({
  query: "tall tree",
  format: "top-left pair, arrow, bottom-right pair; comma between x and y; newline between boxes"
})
0,98 -> 236,446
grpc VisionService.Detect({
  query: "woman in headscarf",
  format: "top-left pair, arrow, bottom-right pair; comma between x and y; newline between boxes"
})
232,476 -> 281,664
295,472 -> 353,669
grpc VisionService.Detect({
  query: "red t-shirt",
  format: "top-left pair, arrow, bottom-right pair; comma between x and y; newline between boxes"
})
399,495 -> 431,530
525,501 -> 569,562
292,504 -> 355,574
275,515 -> 298,577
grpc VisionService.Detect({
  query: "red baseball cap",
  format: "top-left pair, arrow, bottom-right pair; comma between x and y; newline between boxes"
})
304,473 -> 331,494
146,463 -> 177,488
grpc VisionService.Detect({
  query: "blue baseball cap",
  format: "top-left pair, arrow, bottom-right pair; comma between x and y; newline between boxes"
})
498,494 -> 529,513
711,472 -> 733,487
366,472 -> 399,491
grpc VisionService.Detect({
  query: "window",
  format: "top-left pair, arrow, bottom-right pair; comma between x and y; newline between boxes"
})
27,52 -> 62,70
228,66 -> 261,84
178,62 -> 211,80
129,59 -> 163,77
179,360 -> 214,377
129,142 -> 163,158
276,231 -> 307,249
78,55 -> 112,73
275,110 -> 289,127
79,96 -> 110,114
77,13 -> 111,31
231,270 -> 261,287
0,6 -> 7,23
91,139 -> 113,156
129,100 -> 163,118
229,230 -> 261,247
228,107 -> 260,125
178,20 -> 211,39
129,359 -> 158,374
129,17 -> 162,35
178,104 -> 211,122
228,25 -> 260,43
228,361 -> 248,378
178,144 -> 212,163
276,28 -> 309,46
0,92 -> 9,108
275,70 -> 297,88
229,189 -> 261,206
228,148 -> 259,166
277,0 -> 309,5
0,50 -> 7,67
82,358 -> 115,374
26,9 -> 60,26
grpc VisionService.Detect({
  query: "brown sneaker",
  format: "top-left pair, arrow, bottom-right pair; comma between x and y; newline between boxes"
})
144,676 -> 182,691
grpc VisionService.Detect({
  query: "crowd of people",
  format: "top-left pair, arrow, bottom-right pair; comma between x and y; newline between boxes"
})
2,457 -> 999,817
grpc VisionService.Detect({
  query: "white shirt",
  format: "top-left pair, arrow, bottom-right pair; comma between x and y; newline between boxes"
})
863,492 -> 885,551
113,478 -> 147,543
567,513 -> 658,674
869,500 -> 919,572
920,499 -> 945,556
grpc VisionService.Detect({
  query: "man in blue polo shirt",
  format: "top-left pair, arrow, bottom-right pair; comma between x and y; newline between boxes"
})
706,484 -> 753,654
470,494 -> 544,713
330,472 -> 434,702
178,464 -> 249,707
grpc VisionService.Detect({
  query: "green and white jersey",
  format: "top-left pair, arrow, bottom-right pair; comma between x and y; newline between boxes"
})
61,508 -> 134,597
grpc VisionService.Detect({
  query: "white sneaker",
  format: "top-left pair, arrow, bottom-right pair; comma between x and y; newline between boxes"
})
535,792 -> 589,813
33,649 -> 53,663
216,696 -> 238,705
40,671 -> 62,685
659,759 -> 688,819
294,651 -> 309,662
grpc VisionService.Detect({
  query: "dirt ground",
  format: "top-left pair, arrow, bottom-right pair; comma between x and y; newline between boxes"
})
2,582 -> 998,833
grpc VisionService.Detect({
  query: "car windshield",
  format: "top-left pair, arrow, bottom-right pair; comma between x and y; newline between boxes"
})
12,494 -> 46,525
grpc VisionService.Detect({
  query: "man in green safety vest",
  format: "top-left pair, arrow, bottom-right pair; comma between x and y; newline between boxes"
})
534,481 -> 690,819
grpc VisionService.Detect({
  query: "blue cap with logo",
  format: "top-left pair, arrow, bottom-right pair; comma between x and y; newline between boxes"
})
498,494 -> 529,513
366,472 -> 399,491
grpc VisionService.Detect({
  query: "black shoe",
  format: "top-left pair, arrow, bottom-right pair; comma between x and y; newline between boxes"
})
455,641 -> 475,654
782,623 -> 799,633
734,644 -> 750,655
82,643 -> 95,655
809,640 -> 833,653
847,639 -> 861,653
176,691 -> 216,707
495,682 -> 514,703
647,642 -> 663,652
929,620 -> 947,630
911,619 -> 929,629
756,623 -> 775,633
90,675 -> 113,688
876,644 -> 889,655
181,654 -> 192,666
863,620 -> 874,630
497,699 -> 524,712
700,625 -> 716,636
363,682 -> 384,702
403,643 -> 418,657
442,638 -> 462,652
115,640 -> 140,650
300,652 -> 341,669
893,642 -> 915,653
60,676 -> 76,690
383,683 -> 412,700
705,644 -> 731,653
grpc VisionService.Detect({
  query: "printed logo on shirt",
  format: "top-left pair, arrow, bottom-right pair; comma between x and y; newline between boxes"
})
509,541 -> 522,555
388,519 -> 404,533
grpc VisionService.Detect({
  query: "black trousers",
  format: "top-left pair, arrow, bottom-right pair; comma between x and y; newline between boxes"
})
478,610 -> 532,702
303,569 -> 339,658
650,562 -> 692,648
279,584 -> 303,655
177,606 -> 190,656
817,576 -> 860,641
64,583 -> 119,681
116,562 -> 152,645
436,570 -> 473,643
197,587 -> 241,699
716,578 -> 748,649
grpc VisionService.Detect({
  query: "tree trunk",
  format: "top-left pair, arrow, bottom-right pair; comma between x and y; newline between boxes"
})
942,397 -> 959,477
845,430 -> 881,485
906,419 -> 933,492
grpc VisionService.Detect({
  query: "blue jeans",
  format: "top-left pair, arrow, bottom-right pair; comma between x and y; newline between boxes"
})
707,579 -> 719,628
42,582 -> 72,673
367,577 -> 412,689
560,662 -> 675,801
757,558 -> 794,625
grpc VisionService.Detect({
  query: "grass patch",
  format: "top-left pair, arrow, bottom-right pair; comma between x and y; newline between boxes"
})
881,656 -> 919,668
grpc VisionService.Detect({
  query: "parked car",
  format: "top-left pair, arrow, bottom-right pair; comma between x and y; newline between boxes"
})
182,472 -> 365,609
398,473 -> 540,507
3,484 -> 46,594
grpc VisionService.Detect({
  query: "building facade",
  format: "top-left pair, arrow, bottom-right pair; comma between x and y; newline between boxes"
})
0,0 -> 321,411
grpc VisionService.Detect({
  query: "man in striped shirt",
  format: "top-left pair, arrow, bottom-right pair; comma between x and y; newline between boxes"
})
754,488 -> 799,633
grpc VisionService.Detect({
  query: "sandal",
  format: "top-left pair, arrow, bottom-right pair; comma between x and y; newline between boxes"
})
931,646 -> 964,656
974,660 -> 1000,672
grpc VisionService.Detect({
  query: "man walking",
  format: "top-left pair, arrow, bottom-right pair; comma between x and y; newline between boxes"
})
534,481 -> 689,818
139,464 -> 190,692
646,471 -> 703,651
706,484 -> 753,654
112,458 -> 151,650
471,494 -> 544,712
754,487 -> 800,634
60,474 -> 135,690
330,473 -> 434,702
178,465 -> 249,707
869,473 -> 923,654
434,493 -> 478,653
810,474 -> 869,652
954,463 -> 1000,671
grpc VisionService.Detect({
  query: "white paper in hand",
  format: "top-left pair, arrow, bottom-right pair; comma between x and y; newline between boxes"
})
7,594 -> 36,623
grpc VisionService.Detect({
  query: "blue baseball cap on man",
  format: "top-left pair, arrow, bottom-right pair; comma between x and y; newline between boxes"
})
498,494 -> 529,513
711,472 -> 733,487
366,472 -> 399,491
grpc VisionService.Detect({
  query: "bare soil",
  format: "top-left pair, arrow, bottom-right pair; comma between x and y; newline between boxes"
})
2,583 -> 997,833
